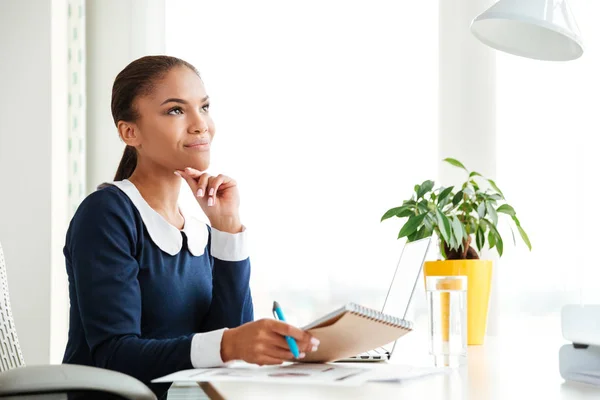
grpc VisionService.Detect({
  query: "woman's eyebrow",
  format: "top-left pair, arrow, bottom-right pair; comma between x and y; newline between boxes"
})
160,95 -> 209,106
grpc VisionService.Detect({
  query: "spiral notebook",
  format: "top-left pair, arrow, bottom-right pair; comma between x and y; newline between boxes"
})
300,303 -> 413,363
300,237 -> 431,363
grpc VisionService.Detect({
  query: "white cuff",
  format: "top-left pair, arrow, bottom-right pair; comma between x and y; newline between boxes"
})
190,328 -> 228,368
210,226 -> 249,262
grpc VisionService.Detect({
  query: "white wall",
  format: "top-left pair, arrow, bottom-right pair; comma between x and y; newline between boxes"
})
86,0 -> 165,192
50,0 -> 70,364
438,0 -> 500,334
0,0 -> 69,365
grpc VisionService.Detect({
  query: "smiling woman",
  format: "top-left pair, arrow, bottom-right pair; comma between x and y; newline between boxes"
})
61,55 -> 320,399
111,57 -> 213,182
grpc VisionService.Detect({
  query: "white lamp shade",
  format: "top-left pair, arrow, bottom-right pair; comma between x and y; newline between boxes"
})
470,0 -> 583,61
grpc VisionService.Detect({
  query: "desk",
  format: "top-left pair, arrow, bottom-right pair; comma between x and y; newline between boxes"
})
200,315 -> 600,399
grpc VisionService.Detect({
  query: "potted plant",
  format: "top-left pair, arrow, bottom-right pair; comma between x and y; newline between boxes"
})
381,158 -> 531,345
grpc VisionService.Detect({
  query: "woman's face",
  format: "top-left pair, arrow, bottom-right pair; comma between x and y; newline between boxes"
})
132,66 -> 215,172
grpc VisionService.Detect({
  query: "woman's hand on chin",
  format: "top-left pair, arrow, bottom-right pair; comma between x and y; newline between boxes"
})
175,167 -> 243,233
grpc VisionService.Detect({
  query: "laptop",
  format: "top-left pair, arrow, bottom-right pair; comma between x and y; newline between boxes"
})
335,236 -> 432,362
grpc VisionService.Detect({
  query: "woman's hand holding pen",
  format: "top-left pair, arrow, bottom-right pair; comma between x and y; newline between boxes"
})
175,167 -> 242,234
220,319 -> 320,366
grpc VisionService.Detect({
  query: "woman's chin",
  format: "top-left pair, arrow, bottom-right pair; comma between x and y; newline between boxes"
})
186,157 -> 210,172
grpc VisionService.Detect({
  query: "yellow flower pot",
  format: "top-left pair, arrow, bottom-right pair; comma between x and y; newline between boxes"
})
424,260 -> 492,345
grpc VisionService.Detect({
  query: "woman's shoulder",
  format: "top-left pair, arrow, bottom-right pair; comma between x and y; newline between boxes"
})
71,183 -> 138,227
64,183 -> 142,259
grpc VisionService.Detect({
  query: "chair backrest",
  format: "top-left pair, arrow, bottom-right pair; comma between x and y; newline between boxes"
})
0,241 -> 25,371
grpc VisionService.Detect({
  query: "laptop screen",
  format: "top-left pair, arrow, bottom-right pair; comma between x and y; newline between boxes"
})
381,237 -> 431,320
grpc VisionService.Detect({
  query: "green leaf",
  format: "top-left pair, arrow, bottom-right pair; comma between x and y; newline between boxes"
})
437,186 -> 454,203
487,179 -> 505,199
398,213 -> 428,239
448,230 -> 457,250
417,200 -> 429,214
397,208 -> 414,218
476,226 -> 485,251
485,221 -> 504,256
452,191 -> 464,206
403,199 -> 417,207
469,220 -> 477,234
438,196 -> 452,209
435,208 -> 452,246
414,225 -> 433,241
424,213 -> 435,230
486,202 -> 498,226
488,230 -> 496,249
439,240 -> 448,259
469,171 -> 483,178
497,204 -> 516,217
510,214 -> 532,249
417,180 -> 435,199
496,233 -> 504,256
381,206 -> 407,222
517,225 -> 532,251
477,202 -> 486,218
451,216 -> 464,250
443,158 -> 468,171
512,215 -> 521,227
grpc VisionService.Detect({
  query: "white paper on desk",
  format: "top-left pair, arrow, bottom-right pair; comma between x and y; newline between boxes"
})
152,363 -> 370,386
363,364 -> 448,382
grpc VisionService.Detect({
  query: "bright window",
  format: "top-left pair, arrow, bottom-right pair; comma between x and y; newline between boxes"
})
166,1 -> 439,323
495,0 -> 600,314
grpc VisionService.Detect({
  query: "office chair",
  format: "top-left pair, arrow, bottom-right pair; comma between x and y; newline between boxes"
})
0,241 -> 157,400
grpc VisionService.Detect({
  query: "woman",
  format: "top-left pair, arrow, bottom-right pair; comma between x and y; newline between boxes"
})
62,55 -> 319,398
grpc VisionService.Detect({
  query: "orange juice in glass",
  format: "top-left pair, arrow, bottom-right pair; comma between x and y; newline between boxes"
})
426,275 -> 467,367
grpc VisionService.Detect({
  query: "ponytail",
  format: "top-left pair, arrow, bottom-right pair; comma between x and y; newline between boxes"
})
114,145 -> 137,180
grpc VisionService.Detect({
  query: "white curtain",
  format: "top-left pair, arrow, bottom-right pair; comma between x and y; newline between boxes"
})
67,0 -> 86,216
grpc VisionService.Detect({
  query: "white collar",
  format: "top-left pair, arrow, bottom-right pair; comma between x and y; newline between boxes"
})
107,180 -> 208,257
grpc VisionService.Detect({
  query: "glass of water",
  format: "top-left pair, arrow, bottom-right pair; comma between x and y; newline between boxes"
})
426,275 -> 467,367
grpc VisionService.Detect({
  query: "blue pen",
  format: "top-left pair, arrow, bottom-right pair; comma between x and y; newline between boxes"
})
272,301 -> 301,359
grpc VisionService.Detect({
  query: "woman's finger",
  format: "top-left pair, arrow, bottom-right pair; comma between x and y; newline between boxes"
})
196,173 -> 211,198
207,175 -> 224,196
268,320 -> 318,353
269,334 -> 313,356
183,167 -> 203,178
175,170 -> 198,193
254,355 -> 286,366
269,320 -> 311,343
263,346 -> 301,361
267,332 -> 294,351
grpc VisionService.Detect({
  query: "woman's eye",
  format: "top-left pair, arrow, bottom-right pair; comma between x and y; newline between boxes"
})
202,103 -> 210,112
168,107 -> 184,115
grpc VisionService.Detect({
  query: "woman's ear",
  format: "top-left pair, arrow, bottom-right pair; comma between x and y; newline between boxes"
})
117,121 -> 141,147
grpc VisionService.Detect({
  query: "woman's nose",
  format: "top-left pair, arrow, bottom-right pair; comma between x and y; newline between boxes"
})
190,113 -> 209,133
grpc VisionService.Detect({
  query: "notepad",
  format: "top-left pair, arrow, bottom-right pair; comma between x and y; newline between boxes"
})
299,303 -> 413,363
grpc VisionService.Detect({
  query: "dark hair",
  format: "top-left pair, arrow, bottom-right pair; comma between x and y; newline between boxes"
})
112,55 -> 200,180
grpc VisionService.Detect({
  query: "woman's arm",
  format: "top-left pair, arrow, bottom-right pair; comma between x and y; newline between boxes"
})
200,226 -> 253,334
67,190 -> 214,383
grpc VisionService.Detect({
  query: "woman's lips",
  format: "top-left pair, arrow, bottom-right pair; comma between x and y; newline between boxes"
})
184,140 -> 211,150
